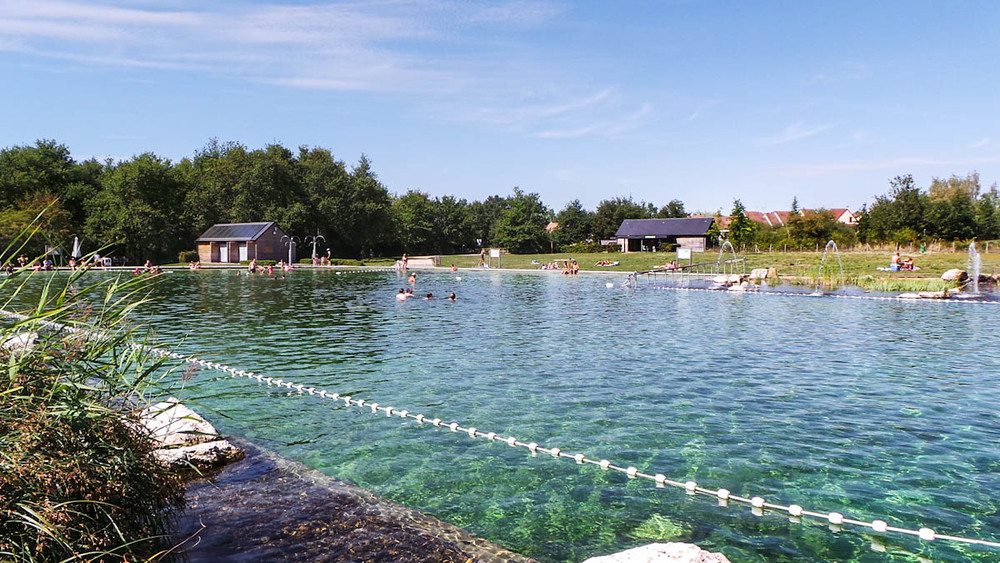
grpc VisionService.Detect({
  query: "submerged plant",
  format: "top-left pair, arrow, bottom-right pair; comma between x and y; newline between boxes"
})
0,223 -> 184,561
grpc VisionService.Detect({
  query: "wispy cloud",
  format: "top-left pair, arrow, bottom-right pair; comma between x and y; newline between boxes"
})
0,0 -> 658,139
758,122 -> 834,146
968,138 -> 991,149
0,0 -> 559,92
686,100 -> 718,122
811,61 -> 869,85
780,155 -> 1000,177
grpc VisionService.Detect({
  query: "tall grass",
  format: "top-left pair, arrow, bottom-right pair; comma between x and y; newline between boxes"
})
0,221 -> 184,561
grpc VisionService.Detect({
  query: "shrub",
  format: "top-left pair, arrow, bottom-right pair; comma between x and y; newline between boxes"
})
0,251 -> 184,560
178,250 -> 199,263
563,242 -> 619,253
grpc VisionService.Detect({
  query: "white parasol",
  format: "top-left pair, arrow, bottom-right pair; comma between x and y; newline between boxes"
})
71,237 -> 81,259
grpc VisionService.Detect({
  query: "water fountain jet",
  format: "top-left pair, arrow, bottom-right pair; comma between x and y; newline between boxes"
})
967,242 -> 982,294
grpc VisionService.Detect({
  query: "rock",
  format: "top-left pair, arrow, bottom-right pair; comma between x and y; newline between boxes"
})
155,440 -> 244,471
918,291 -> 948,299
583,542 -> 730,563
140,397 -> 220,447
941,269 -> 967,281
2,332 -> 38,353
897,293 -> 921,299
139,397 -> 244,472
748,268 -> 769,280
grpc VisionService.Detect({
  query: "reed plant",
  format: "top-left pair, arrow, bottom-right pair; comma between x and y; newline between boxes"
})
0,220 -> 184,561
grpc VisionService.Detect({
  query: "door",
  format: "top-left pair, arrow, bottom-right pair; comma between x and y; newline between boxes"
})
219,243 -> 229,263
239,243 -> 248,262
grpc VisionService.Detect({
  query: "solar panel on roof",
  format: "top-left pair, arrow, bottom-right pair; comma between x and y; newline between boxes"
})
196,222 -> 273,241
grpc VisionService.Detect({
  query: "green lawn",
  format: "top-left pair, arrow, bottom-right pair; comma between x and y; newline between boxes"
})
435,249 -> 998,290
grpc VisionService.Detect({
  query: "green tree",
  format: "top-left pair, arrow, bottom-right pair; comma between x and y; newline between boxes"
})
393,190 -> 436,254
468,195 -> 508,249
431,195 -> 475,254
552,200 -> 594,250
924,173 -> 978,240
0,194 -> 72,259
592,196 -> 651,241
655,199 -> 688,218
975,184 -> 1000,240
85,154 -> 188,263
297,145 -> 351,254
340,155 -> 392,257
727,199 -> 757,251
493,187 -> 551,253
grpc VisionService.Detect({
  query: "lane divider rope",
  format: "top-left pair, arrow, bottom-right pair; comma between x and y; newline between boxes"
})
3,302 -> 999,552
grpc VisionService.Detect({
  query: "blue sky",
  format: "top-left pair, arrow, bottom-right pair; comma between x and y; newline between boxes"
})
2,0 -> 999,215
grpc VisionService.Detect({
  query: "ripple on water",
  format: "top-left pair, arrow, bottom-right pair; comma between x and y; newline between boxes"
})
6,269 -> 1000,562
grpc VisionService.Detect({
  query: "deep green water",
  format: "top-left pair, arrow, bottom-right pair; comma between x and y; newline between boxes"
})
14,269 -> 1000,561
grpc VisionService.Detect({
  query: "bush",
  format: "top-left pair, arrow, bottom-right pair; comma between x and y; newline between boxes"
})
239,260 -> 275,266
178,250 -> 199,263
563,242 -> 620,253
0,256 -> 184,560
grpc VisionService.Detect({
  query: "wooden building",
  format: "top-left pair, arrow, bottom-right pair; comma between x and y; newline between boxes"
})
196,222 -> 291,263
615,217 -> 715,253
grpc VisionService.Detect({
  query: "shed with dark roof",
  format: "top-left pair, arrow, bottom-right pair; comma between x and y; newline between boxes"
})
195,222 -> 291,263
615,217 -> 715,253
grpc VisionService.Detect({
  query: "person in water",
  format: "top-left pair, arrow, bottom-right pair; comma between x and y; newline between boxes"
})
408,273 -> 417,284
448,292 -> 457,301
425,292 -> 434,299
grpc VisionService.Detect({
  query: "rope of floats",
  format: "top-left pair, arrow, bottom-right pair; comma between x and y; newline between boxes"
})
145,349 -> 1000,550
627,278 -> 1000,305
4,301 -> 1000,552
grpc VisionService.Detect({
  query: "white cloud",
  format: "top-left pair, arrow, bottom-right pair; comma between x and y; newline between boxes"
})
968,138 -> 991,149
759,122 -> 834,146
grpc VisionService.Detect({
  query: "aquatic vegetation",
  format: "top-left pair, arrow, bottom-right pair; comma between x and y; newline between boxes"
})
629,513 -> 690,541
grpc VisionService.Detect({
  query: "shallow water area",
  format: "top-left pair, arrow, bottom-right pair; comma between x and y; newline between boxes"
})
6,268 -> 1000,561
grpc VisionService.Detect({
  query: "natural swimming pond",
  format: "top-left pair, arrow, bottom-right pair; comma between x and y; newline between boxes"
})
11,269 -> 1000,561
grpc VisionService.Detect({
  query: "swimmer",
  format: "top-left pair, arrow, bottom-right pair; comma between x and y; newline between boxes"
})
396,288 -> 408,301
449,264 -> 458,272
448,292 -> 457,301
408,273 -> 417,284
425,292 -> 434,299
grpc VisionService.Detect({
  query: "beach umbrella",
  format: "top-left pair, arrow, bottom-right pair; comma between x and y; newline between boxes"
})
71,237 -> 81,259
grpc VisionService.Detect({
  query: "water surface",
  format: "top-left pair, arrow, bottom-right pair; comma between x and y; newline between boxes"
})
11,269 -> 1000,561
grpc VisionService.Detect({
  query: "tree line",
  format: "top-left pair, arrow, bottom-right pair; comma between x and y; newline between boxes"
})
1,139 -> 996,262
0,140 -> 691,262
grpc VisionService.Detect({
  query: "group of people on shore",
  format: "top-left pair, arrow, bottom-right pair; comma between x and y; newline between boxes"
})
135,260 -> 162,275
889,252 -> 920,271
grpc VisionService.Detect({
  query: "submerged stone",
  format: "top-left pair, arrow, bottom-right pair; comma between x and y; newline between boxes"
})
583,542 -> 730,563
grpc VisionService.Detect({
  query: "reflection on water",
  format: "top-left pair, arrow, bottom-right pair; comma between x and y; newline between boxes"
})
6,269 -> 1000,562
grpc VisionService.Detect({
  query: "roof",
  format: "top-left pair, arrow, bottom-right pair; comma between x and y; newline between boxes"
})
615,217 -> 715,238
196,222 -> 278,242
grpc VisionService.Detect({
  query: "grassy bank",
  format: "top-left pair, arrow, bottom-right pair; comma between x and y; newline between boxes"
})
0,265 -> 184,561
434,248 -> 996,292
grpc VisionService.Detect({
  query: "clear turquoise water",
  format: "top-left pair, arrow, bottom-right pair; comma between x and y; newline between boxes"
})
12,270 -> 1000,561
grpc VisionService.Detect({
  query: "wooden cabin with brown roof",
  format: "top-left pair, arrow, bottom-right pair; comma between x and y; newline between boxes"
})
195,222 -> 291,263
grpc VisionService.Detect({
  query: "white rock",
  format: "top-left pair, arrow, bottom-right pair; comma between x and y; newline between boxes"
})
941,269 -> 967,281
2,332 -> 38,352
140,397 -> 219,447
748,268 -> 769,280
583,542 -> 730,563
897,293 -> 921,299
